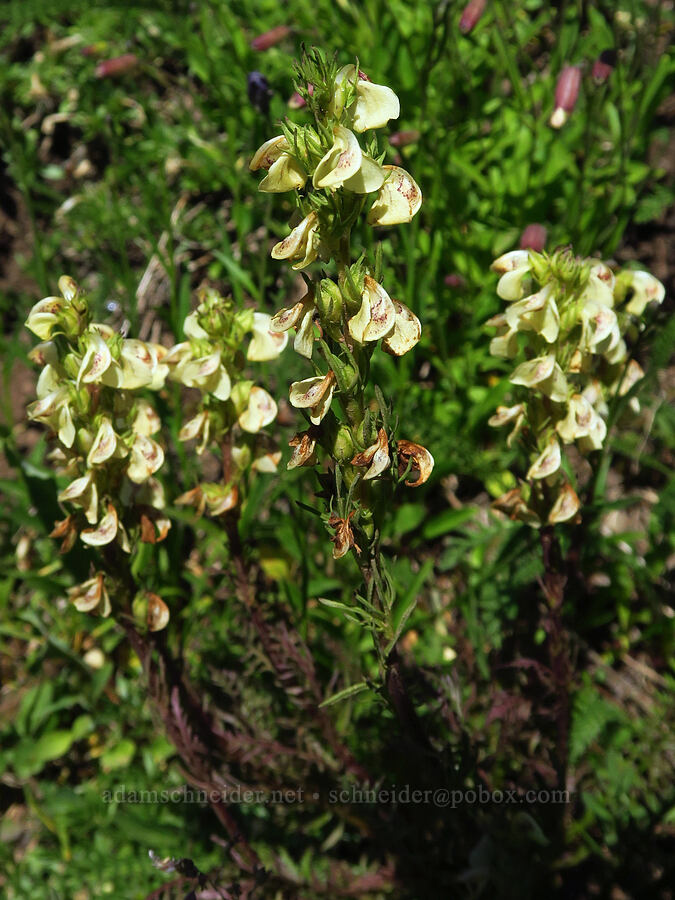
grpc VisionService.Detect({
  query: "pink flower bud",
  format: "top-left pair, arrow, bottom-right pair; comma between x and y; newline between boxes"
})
250,25 -> 291,51
550,66 -> 581,128
519,224 -> 547,252
444,274 -> 466,289
459,0 -> 487,34
81,43 -> 106,59
95,54 -> 139,79
592,50 -> 615,84
389,130 -> 420,148
288,83 -> 313,109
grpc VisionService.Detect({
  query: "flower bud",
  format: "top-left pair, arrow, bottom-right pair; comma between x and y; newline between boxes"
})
333,425 -> 355,463
459,0 -> 486,34
519,224 -> 547,252
550,66 -> 581,129
247,71 -> 273,115
95,54 -> 139,79
592,50 -> 615,84
388,130 -> 420,148
316,279 -> 343,324
250,25 -> 291,51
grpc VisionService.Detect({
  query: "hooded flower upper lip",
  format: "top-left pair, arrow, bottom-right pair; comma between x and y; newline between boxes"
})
271,211 -> 320,270
289,372 -> 335,425
331,65 -> 400,132
312,125 -> 384,194
270,295 -> 316,359
367,166 -> 422,226
491,250 -> 532,301
165,343 -> 232,400
247,312 -> 288,361
250,135 -> 308,192
348,276 -> 396,343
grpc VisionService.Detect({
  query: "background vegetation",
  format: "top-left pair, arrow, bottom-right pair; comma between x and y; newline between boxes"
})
1,1 -> 674,897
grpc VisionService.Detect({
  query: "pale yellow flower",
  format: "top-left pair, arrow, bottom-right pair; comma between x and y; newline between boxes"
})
68,573 -> 111,616
510,354 -> 568,402
87,417 -> 126,467
348,276 -> 395,343
527,437 -> 561,480
548,483 -> 580,524
246,312 -> 288,361
289,372 -> 335,425
271,295 -> 316,358
80,503 -> 120,547
165,344 -> 232,400
382,301 -> 421,356
250,135 -> 307,192
126,434 -> 164,483
271,211 -> 319,270
238,386 -> 278,433
505,284 -> 560,343
58,471 -> 99,525
367,166 -> 422,226
76,329 -> 113,388
624,271 -> 665,316
331,65 -> 400,132
491,250 -> 532,301
312,125 -> 384,193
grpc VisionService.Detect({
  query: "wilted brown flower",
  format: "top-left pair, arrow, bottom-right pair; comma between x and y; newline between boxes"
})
287,431 -> 318,469
396,440 -> 434,488
328,511 -> 361,559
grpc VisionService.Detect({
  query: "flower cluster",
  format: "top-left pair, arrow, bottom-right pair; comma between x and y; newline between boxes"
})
25,276 -> 170,622
487,248 -> 665,525
167,287 -> 286,517
251,51 -> 432,559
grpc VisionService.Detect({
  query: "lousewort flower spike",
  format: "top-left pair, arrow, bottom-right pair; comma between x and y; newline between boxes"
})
486,247 -> 665,526
251,49 -> 433,683
25,278 -> 171,625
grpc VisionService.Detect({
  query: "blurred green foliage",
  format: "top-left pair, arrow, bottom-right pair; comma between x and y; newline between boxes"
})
1,0 -> 674,897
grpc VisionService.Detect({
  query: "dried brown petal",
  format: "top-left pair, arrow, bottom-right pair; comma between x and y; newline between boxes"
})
328,511 -> 361,559
396,440 -> 434,488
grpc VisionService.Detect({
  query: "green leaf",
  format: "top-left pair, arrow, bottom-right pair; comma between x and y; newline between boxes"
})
422,507 -> 475,539
32,730 -> 74,764
319,681 -> 369,708
100,739 -> 136,772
